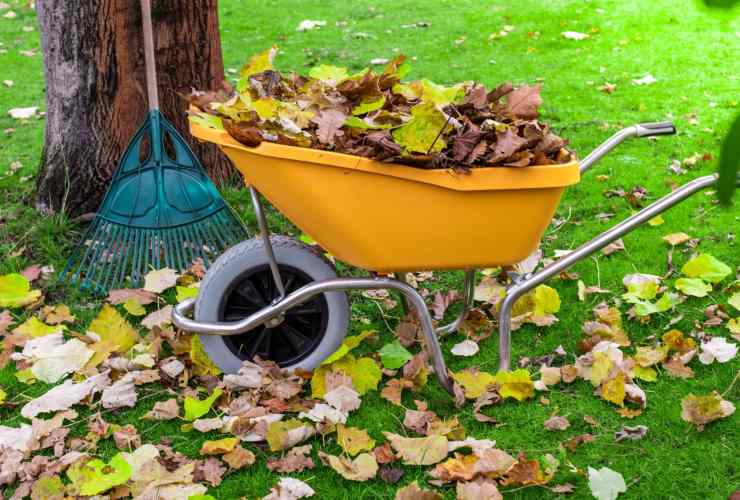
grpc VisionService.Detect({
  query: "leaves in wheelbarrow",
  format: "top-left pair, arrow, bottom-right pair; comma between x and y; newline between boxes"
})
190,49 -> 575,170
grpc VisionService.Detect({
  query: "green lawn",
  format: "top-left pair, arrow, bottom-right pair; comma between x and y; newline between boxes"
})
1,0 -> 739,498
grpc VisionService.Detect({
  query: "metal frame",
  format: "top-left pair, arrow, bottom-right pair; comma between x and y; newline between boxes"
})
173,121 -> 738,396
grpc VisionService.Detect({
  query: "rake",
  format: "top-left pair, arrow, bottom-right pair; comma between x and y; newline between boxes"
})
61,0 -> 248,293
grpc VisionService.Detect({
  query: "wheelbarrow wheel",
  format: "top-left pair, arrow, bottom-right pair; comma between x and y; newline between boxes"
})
195,235 -> 349,374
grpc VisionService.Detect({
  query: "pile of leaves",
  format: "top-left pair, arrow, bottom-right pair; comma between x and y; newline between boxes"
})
189,47 -> 574,170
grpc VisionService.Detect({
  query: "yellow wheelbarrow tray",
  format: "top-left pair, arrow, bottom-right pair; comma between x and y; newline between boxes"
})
173,120 -> 734,395
190,122 -> 580,272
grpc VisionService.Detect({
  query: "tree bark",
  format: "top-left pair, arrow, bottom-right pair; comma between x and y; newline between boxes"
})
35,0 -> 233,216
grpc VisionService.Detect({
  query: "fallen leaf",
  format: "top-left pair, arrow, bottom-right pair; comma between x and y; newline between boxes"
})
141,305 -> 173,330
698,336 -> 738,364
544,415 -> 570,431
632,74 -> 657,86
337,424 -> 375,456
266,444 -> 314,473
379,341 -> 413,369
681,254 -> 731,283
383,432 -> 449,465
681,392 -> 736,430
263,477 -> 315,499
614,425 -> 648,442
101,373 -> 137,409
602,239 -> 625,256
21,371 -> 110,418
8,107 -> 38,119
88,304 -> 139,353
223,445 -> 255,469
662,232 -> 691,246
451,339 -> 479,357
588,466 -> 627,500
321,451 -> 378,481
456,477 -> 503,500
144,398 -> 179,420
184,388 -> 223,421
0,273 -> 41,308
67,453 -> 132,496
143,268 -> 179,294
394,481 -> 442,500
200,437 -> 238,455
561,31 -> 590,40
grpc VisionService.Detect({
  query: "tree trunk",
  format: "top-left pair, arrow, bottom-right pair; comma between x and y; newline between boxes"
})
35,0 -> 233,216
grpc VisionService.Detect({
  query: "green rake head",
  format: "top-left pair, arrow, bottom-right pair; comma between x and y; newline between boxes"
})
62,110 -> 248,293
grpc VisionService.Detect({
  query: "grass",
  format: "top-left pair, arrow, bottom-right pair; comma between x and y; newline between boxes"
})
1,0 -> 739,498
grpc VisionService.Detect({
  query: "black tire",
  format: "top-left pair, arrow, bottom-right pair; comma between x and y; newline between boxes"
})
195,236 -> 349,373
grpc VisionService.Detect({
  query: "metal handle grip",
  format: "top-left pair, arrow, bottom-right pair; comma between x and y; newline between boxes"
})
635,121 -> 676,137
579,121 -> 677,173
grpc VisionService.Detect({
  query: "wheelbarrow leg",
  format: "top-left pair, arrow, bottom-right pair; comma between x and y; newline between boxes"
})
497,174 -> 720,372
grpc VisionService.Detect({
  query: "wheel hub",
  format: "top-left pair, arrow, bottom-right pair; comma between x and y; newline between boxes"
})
218,264 -> 329,367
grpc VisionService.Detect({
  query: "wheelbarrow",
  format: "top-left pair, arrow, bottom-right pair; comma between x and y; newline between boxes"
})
173,119 -> 737,395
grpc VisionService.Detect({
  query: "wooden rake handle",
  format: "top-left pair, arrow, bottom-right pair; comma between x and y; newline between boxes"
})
140,0 -> 159,111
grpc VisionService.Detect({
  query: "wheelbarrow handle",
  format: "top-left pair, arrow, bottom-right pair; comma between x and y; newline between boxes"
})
579,121 -> 677,174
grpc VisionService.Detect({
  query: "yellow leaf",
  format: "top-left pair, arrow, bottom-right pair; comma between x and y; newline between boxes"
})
189,336 -> 221,377
451,369 -> 497,399
533,285 -> 561,316
337,424 -> 376,456
0,273 -> 41,308
632,365 -> 657,382
601,372 -> 626,407
175,285 -> 199,302
662,329 -> 696,354
240,45 -> 277,79
200,437 -> 238,455
311,354 -> 380,398
392,102 -> 449,154
647,215 -> 665,226
88,304 -> 138,353
122,298 -> 146,316
634,346 -> 665,367
589,352 -> 613,387
492,369 -> 534,401
12,316 -> 63,338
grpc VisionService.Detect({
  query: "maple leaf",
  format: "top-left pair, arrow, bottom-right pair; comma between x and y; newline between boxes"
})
88,304 -> 138,353
502,84 -> 542,119
489,127 -> 527,163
